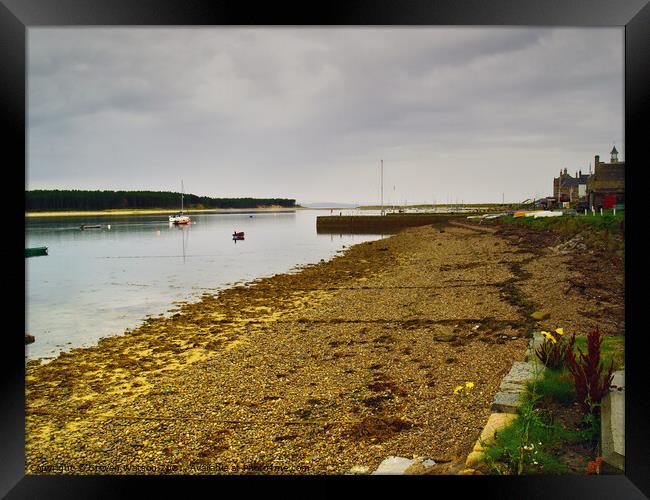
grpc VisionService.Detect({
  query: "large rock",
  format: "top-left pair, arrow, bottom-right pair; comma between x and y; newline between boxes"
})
371,456 -> 416,475
403,459 -> 436,475
601,371 -> 625,473
530,311 -> 550,321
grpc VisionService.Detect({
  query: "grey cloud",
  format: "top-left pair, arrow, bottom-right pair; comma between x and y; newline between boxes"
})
27,27 -> 623,203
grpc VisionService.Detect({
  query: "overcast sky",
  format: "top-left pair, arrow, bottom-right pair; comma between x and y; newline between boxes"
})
27,27 -> 623,205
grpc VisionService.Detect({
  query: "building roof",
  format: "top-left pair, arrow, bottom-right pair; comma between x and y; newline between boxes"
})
556,173 -> 590,186
561,177 -> 580,187
611,145 -> 618,154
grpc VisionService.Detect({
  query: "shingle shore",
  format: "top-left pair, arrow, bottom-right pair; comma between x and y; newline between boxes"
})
26,223 -> 617,475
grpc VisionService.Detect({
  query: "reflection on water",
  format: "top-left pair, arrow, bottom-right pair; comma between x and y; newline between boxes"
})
25,210 -> 385,360
175,223 -> 189,263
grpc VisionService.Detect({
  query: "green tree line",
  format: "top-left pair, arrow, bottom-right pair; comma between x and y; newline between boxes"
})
26,190 -> 296,211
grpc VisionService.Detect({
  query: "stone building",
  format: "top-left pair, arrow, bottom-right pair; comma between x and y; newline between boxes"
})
551,147 -> 625,209
586,146 -> 625,209
553,168 -> 590,204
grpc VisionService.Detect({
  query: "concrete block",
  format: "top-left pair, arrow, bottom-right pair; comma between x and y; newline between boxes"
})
601,370 -> 625,472
499,380 -> 527,393
505,361 -> 542,383
472,413 -> 518,452
491,391 -> 523,413
498,361 -> 543,394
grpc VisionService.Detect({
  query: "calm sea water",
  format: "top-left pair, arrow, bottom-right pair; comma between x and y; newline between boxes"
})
25,209 -> 385,360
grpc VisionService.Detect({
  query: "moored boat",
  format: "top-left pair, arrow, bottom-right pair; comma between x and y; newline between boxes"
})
80,224 -> 102,229
532,210 -> 564,218
25,246 -> 48,257
169,180 -> 192,225
169,213 -> 191,225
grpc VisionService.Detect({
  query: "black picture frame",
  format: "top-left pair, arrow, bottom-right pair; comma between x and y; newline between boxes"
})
4,1 -> 649,498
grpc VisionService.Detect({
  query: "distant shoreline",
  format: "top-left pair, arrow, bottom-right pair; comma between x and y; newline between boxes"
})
25,207 -> 304,218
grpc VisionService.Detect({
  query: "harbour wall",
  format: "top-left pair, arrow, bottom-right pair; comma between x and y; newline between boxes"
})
316,214 -> 474,234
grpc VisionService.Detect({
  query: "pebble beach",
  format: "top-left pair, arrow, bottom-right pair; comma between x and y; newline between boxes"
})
25,221 -> 624,475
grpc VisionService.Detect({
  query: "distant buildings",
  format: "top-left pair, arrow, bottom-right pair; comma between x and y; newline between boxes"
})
553,168 -> 590,205
551,146 -> 624,209
587,146 -> 625,209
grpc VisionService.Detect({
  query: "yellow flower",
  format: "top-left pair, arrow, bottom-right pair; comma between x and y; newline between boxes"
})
453,385 -> 463,395
555,328 -> 564,336
465,381 -> 475,390
541,331 -> 557,344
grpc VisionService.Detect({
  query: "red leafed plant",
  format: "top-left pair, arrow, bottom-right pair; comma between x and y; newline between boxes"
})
565,328 -> 614,415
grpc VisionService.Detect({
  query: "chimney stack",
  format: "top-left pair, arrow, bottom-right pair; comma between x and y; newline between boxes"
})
595,155 -> 600,166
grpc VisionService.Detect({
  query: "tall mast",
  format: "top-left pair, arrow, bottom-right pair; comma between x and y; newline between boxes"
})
380,159 -> 384,216
181,180 -> 184,213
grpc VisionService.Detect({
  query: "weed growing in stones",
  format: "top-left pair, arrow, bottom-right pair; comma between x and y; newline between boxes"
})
565,328 -> 614,417
536,328 -> 574,369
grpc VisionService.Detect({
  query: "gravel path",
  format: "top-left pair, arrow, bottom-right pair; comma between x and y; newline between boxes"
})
26,222 -> 623,475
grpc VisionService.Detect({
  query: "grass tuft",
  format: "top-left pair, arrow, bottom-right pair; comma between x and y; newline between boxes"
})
529,368 -> 576,406
482,393 -> 573,475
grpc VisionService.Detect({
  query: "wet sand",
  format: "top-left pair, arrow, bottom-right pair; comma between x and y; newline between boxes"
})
25,222 -> 624,475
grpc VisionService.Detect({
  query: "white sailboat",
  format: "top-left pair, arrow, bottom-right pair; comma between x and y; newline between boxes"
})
169,181 -> 192,225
